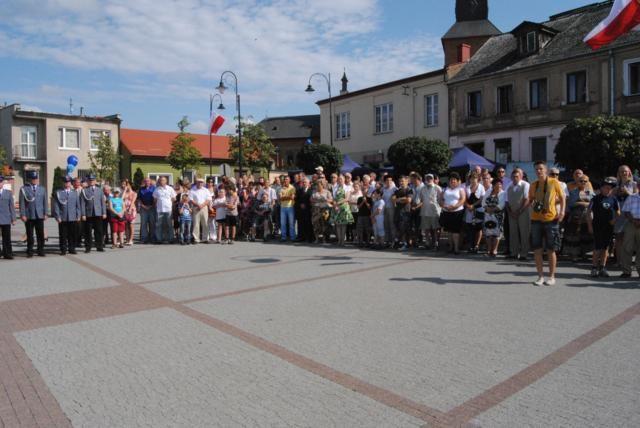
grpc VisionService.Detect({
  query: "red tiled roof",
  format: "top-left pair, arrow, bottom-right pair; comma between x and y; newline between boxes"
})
120,128 -> 231,160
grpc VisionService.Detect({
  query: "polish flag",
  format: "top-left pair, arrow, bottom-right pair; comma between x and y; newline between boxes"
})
208,111 -> 225,134
584,0 -> 640,49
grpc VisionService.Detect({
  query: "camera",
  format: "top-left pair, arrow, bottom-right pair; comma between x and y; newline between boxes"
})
533,201 -> 544,213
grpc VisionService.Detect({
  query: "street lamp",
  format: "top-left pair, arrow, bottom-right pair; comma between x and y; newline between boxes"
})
208,93 -> 225,177
216,71 -> 243,177
306,72 -> 333,147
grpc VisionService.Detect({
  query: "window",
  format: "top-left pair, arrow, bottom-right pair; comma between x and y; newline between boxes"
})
375,103 -> 393,133
425,94 -> 439,127
59,127 -> 80,149
90,130 -> 110,151
531,137 -> 547,162
467,91 -> 482,118
529,78 -> 548,110
148,173 -> 173,185
494,138 -> 512,164
20,126 -> 37,159
335,112 -> 351,139
624,58 -> 640,96
566,71 -> 587,104
466,142 -> 485,157
497,85 -> 513,115
182,170 -> 196,183
527,31 -> 536,52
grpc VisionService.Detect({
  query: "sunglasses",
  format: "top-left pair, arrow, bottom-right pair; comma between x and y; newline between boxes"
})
579,180 -> 589,183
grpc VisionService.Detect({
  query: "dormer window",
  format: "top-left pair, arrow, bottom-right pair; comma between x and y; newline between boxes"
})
513,21 -> 558,57
526,31 -> 536,52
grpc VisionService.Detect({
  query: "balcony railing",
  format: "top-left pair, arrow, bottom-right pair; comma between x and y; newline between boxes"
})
13,145 -> 38,161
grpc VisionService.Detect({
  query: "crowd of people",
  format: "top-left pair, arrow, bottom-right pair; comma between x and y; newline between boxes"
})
1,162 -> 640,286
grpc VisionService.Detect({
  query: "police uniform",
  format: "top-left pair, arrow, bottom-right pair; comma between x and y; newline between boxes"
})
0,176 -> 16,259
52,176 -> 81,255
80,175 -> 106,252
19,171 -> 48,257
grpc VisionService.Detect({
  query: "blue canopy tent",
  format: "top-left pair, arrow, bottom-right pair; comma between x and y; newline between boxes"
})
340,154 -> 361,174
449,147 -> 494,169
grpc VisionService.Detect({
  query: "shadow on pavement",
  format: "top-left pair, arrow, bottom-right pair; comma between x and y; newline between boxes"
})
565,282 -> 640,290
389,277 -> 530,285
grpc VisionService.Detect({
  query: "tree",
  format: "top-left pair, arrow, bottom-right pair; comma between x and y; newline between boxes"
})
133,167 -> 145,190
51,167 -> 66,195
0,146 -> 7,170
166,118 -> 202,178
387,137 -> 451,176
555,115 -> 640,181
88,134 -> 121,185
229,123 -> 276,173
296,144 -> 343,175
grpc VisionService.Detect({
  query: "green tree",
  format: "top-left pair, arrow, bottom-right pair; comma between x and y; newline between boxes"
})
88,134 -> 121,184
296,144 -> 343,175
229,123 -> 276,173
166,120 -> 202,177
133,167 -> 145,190
51,167 -> 66,195
387,137 -> 451,176
0,146 -> 7,170
555,115 -> 640,181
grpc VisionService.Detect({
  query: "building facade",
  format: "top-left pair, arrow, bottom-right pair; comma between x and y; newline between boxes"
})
0,104 -> 120,189
448,1 -> 640,172
259,115 -> 320,170
317,71 -> 449,166
120,128 -> 232,185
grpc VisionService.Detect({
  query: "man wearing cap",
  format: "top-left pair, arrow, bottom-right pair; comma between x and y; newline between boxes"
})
0,176 -> 16,259
80,174 -> 107,252
19,170 -> 48,257
52,176 -> 81,255
189,177 -> 212,243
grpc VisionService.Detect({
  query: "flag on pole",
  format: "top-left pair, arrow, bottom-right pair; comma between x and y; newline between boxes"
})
208,111 -> 225,134
584,0 -> 640,49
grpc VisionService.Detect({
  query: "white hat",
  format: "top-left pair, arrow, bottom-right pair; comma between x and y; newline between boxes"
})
315,166 -> 324,172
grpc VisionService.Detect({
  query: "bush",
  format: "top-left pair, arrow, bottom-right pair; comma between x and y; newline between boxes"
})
296,144 -> 343,175
387,137 -> 451,176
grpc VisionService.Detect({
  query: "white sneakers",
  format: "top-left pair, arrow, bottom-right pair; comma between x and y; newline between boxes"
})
533,276 -> 556,286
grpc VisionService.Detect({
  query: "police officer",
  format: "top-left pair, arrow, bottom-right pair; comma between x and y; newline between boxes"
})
0,176 -> 16,259
80,174 -> 106,252
19,170 -> 47,257
52,176 -> 81,255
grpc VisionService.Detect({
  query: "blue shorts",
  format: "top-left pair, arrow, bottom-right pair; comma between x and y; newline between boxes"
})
531,220 -> 561,252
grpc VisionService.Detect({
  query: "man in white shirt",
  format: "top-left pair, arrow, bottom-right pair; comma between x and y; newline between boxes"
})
189,177 -> 212,243
416,174 -> 442,249
153,176 -> 176,243
506,168 -> 531,260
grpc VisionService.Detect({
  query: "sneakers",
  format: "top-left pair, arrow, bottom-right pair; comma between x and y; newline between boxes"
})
533,277 -> 545,286
544,277 -> 556,286
590,267 -> 599,278
599,268 -> 610,278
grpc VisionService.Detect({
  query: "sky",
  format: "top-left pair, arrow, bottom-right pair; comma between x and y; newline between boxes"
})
0,0 -> 593,135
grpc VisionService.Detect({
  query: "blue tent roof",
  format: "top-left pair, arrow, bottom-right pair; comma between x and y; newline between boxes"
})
449,147 -> 494,169
340,154 -> 361,173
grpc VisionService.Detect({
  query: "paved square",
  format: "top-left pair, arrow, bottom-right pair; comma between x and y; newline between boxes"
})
1,227 -> 639,427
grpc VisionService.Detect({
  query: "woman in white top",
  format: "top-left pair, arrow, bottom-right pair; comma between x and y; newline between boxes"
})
347,182 -> 362,242
464,172 -> 485,253
439,172 -> 466,254
482,179 -> 506,257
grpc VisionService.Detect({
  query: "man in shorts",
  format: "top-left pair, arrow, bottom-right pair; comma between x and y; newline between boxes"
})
587,177 -> 619,278
525,161 -> 566,286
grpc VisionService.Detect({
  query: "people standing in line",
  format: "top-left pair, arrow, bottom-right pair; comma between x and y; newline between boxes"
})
494,167 -> 511,256
463,172 -> 485,253
296,177 -> 314,243
120,179 -> 137,246
347,182 -> 363,243
178,194 -> 193,245
393,176 -> 414,251
526,161 -> 566,286
371,190 -> 386,249
356,188 -> 372,247
80,175 -> 107,253
565,175 -> 595,262
225,187 -> 239,244
137,178 -> 156,244
52,176 -> 81,255
152,176 -> 176,244
19,170 -> 48,257
0,176 -> 16,259
439,172 -> 466,255
416,174 -> 442,251
613,165 -> 638,264
587,177 -> 619,278
108,189 -> 126,249
619,185 -> 640,278
189,177 -> 212,244
207,180 -> 218,242
73,177 -> 84,249
482,179 -> 506,258
505,168 -> 531,261
278,175 -> 296,242
311,180 -> 333,243
213,188 -> 228,244
567,169 -> 594,193
101,185 -> 112,247
172,183 -> 184,240
332,175 -> 354,247
271,176 -> 282,237
382,175 -> 397,247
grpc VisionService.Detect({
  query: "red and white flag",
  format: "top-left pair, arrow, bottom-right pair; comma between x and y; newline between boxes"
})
208,111 -> 225,134
584,0 -> 640,49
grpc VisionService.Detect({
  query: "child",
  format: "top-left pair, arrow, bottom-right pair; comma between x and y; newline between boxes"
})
254,192 -> 272,241
225,189 -> 239,244
108,189 -> 125,249
212,188 -> 228,244
587,177 -> 620,277
371,190 -> 386,249
178,194 -> 192,245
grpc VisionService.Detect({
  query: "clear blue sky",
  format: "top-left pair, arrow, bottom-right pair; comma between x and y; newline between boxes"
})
0,0 -> 595,135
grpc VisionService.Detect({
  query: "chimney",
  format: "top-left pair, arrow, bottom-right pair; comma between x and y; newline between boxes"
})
340,70 -> 349,95
458,43 -> 471,63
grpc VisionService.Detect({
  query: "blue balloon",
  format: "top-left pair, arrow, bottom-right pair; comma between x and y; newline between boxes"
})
67,155 -> 79,167
305,138 -> 312,145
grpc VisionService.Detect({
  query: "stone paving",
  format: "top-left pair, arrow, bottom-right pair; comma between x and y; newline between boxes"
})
0,220 -> 639,427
